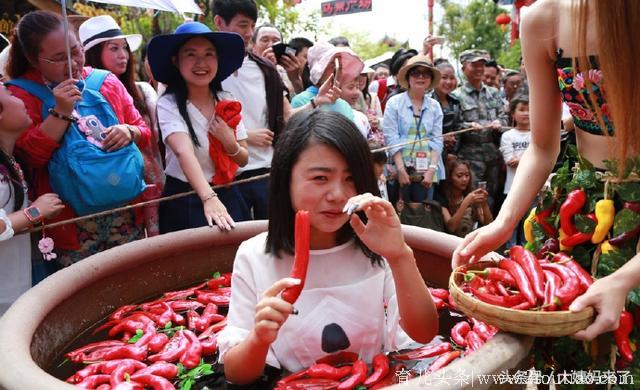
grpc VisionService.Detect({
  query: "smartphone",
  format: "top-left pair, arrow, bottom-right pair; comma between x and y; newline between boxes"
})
272,43 -> 298,62
78,115 -> 107,148
478,181 -> 487,190
332,58 -> 340,86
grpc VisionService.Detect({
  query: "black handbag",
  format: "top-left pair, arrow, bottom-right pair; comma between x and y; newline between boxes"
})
397,199 -> 446,232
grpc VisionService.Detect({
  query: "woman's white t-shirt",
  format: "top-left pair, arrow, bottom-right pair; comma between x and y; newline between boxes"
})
217,232 -> 412,373
157,91 -> 248,183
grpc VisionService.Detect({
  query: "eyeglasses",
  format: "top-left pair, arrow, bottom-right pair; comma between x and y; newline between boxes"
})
39,46 -> 84,66
409,69 -> 432,79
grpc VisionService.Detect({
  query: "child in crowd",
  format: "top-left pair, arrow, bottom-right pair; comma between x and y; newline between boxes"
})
435,159 -> 493,237
0,84 -> 64,314
147,22 -> 249,233
499,95 -> 531,246
218,110 -> 437,384
340,76 -> 371,138
369,140 -> 389,201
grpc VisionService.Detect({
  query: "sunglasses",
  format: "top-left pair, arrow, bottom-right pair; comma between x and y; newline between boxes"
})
409,69 -> 432,79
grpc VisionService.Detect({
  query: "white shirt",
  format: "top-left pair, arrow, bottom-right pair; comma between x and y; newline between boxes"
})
0,171 -> 30,315
500,128 -> 531,193
157,92 -> 248,183
217,233 -> 412,372
352,109 -> 371,139
222,56 -> 272,173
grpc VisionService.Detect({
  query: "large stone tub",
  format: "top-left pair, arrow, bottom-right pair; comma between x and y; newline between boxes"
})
0,222 -> 533,389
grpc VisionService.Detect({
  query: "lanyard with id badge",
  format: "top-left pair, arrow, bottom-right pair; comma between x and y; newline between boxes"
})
404,109 -> 437,182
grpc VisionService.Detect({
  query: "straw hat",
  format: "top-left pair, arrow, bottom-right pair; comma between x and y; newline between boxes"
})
396,55 -> 441,90
79,15 -> 142,52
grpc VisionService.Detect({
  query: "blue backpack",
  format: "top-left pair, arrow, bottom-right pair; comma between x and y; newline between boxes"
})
7,70 -> 145,216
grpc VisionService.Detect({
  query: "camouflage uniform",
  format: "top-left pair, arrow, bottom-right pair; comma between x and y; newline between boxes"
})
451,50 -> 509,209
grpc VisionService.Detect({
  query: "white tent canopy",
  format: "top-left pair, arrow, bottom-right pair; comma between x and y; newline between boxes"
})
87,0 -> 203,15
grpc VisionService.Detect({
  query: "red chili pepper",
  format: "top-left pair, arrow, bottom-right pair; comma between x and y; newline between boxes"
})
510,246 -> 546,300
432,296 -> 447,310
427,350 -> 461,373
470,318 -> 498,341
306,363 -> 352,380
67,363 -> 105,384
467,268 -> 517,287
275,369 -> 309,387
133,322 -> 158,347
470,280 -> 527,307
499,259 -> 537,306
536,205 -> 558,237
159,282 -> 207,302
369,363 -> 407,389
447,293 -> 459,311
465,330 -> 485,352
126,373 -> 174,390
542,270 -> 561,311
615,311 -> 634,363
450,321 -> 471,346
511,301 -> 535,310
540,262 -> 581,308
484,280 -> 501,296
131,362 -> 179,380
279,378 -> 341,390
107,319 -> 148,340
495,281 -> 511,297
200,335 -> 218,356
167,300 -> 205,313
624,201 -> 640,214
282,210 -> 311,304
147,302 -> 176,327
428,287 -> 450,300
66,340 -> 126,360
109,360 -> 145,386
198,318 -> 227,339
195,289 -> 231,306
208,272 -> 232,289
110,382 -> 143,390
337,359 -> 367,390
74,374 -> 111,389
609,224 -> 640,247
196,303 -> 225,333
559,189 -> 587,236
393,342 -> 452,361
186,309 -> 200,331
109,305 -> 138,321
552,253 -> 593,292
81,344 -> 148,363
147,333 -> 170,353
315,351 -> 359,365
148,331 -> 189,363
179,330 -> 203,369
363,354 -> 390,387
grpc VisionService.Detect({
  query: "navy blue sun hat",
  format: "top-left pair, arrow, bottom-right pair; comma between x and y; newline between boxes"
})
147,22 -> 245,85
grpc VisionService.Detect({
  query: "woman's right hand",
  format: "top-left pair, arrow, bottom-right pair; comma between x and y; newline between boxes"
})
252,277 -> 300,346
32,193 -> 65,219
451,219 -> 514,268
463,188 -> 487,207
52,79 -> 82,116
203,196 -> 234,231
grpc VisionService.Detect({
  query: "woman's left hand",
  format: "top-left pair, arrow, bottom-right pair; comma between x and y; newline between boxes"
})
209,116 -> 236,146
103,124 -> 133,152
344,193 -> 409,262
422,170 -> 435,188
569,275 -> 628,341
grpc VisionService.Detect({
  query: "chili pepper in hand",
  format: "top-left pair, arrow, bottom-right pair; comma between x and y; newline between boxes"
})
147,333 -> 169,353
465,330 -> 485,352
393,342 -> 452,361
524,208 -> 536,243
208,272 -> 232,289
552,252 -> 593,291
148,331 -> 189,363
536,205 -> 558,238
510,246 -> 546,300
559,189 -> 587,236
624,201 -> 640,214
282,210 -> 311,304
126,373 -> 174,390
337,359 -> 367,390
609,224 -> 640,246
131,362 -> 179,380
363,354 -> 390,387
427,350 -> 461,373
540,262 -> 581,308
615,311 -> 634,363
451,321 -> 471,346
179,329 -> 203,369
75,374 -> 111,389
592,199 -> 615,244
542,270 -> 561,311
306,363 -> 352,380
536,238 -> 560,258
498,259 -> 537,306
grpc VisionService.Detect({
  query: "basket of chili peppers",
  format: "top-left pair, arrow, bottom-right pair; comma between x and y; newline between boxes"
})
448,245 -> 595,337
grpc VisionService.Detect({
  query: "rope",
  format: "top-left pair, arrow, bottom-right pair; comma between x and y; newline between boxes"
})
23,124 -> 502,234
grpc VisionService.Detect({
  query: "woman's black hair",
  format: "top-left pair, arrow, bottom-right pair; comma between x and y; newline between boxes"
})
161,38 -> 223,147
360,74 -> 371,106
0,150 -> 25,212
266,110 -> 383,266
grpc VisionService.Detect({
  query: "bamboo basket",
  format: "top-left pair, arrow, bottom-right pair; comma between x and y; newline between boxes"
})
449,261 -> 595,337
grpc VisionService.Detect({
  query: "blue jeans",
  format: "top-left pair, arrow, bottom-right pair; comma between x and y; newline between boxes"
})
234,169 -> 270,221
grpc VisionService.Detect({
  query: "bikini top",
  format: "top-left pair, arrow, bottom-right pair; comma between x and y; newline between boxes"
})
556,48 -> 614,136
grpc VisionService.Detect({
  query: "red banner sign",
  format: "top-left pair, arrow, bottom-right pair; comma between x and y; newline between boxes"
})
321,0 -> 372,17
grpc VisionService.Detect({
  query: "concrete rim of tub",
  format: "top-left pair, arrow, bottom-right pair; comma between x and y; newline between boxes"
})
0,222 -> 533,390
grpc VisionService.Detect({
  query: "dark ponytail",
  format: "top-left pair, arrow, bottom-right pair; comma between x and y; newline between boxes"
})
0,150 -> 25,212
7,11 -> 64,78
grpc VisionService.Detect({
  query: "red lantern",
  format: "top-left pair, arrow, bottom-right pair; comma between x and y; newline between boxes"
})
496,12 -> 511,32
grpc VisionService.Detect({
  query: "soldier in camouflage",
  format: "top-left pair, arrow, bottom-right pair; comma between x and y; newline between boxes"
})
451,49 -> 508,211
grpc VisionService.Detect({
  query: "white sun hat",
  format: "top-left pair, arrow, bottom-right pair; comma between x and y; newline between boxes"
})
79,15 -> 142,52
